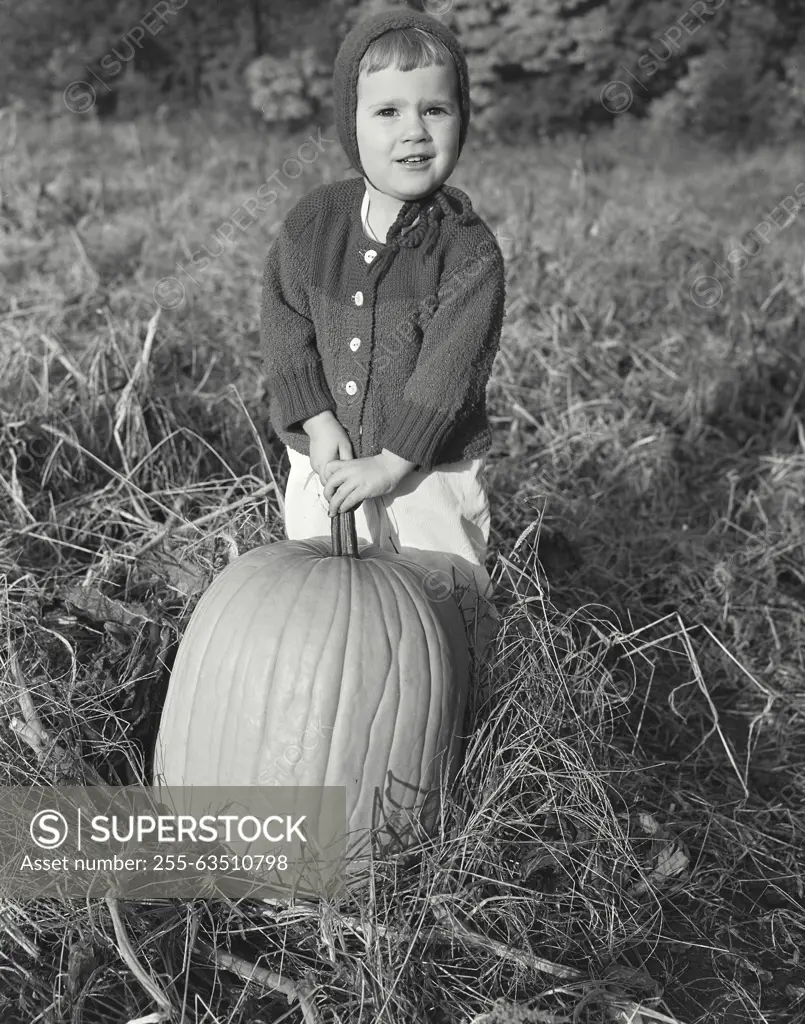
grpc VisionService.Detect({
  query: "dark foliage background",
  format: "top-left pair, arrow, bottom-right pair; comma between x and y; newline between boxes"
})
1,0 -> 804,149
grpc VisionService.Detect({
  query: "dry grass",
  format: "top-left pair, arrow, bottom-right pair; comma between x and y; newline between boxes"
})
1,105 -> 804,1023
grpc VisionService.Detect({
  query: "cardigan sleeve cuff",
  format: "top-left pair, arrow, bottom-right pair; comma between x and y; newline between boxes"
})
379,400 -> 455,471
271,361 -> 336,433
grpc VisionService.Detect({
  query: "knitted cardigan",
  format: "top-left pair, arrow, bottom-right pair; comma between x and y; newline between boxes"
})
259,175 -> 506,472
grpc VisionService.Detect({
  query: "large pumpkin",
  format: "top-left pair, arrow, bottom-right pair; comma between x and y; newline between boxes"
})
153,509 -> 470,871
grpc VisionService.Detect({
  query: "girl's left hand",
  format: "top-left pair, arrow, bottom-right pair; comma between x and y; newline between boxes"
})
322,455 -> 401,516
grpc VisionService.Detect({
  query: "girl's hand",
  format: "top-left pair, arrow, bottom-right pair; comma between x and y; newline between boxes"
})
308,425 -> 353,482
322,455 -> 402,517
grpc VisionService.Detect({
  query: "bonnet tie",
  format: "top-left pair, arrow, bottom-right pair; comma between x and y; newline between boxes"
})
367,187 -> 469,285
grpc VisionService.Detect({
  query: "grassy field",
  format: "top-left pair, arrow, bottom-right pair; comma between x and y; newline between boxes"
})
1,105 -> 804,1023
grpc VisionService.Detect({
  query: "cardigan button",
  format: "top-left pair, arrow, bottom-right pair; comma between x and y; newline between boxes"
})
364,250 -> 377,263
345,381 -> 357,395
349,337 -> 361,351
353,291 -> 364,306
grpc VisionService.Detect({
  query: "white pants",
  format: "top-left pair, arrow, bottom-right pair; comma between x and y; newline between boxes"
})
283,446 -> 500,659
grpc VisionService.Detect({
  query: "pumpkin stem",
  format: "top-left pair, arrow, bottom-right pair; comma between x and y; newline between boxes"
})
332,510 -> 361,559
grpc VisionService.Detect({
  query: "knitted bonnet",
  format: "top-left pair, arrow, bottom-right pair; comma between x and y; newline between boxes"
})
332,7 -> 473,279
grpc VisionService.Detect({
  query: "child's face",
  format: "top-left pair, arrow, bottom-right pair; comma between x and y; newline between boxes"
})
355,62 -> 460,201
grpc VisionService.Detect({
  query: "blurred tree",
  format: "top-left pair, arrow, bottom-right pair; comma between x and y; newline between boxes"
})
245,0 -> 351,126
649,0 -> 805,148
0,0 -> 117,107
0,0 -> 310,115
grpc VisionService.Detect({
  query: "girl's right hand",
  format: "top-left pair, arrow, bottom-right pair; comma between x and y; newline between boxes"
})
308,424 -> 354,483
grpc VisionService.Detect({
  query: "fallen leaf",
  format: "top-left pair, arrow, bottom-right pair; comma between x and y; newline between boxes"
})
60,584 -> 153,628
653,844 -> 689,880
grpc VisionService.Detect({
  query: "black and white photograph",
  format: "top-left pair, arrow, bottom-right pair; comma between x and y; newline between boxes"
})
0,1 -> 804,1021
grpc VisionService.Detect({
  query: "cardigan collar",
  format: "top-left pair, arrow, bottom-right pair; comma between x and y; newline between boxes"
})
361,188 -> 420,244
352,178 -> 475,283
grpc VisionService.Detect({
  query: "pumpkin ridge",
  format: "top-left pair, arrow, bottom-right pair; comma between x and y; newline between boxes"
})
257,554 -> 345,786
158,549 -> 304,783
364,560 -> 440,829
233,564 -> 291,784
300,560 -> 351,788
243,574 -> 294,785
279,581 -> 333,795
340,560 -> 397,824
207,553 -> 310,784
381,565 -> 422,803
236,551 -> 302,784
402,571 -> 443,814
157,574 -> 229,781
404,562 -> 466,807
322,558 -> 370,817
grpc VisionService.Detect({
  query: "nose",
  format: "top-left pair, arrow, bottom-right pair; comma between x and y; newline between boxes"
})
400,111 -> 430,143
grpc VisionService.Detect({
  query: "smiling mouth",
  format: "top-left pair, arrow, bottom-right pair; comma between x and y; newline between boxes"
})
397,156 -> 432,165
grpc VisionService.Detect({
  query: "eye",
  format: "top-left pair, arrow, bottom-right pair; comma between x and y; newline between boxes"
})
374,107 -> 450,117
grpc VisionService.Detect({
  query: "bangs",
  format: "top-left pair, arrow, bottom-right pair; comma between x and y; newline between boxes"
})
358,26 -> 455,77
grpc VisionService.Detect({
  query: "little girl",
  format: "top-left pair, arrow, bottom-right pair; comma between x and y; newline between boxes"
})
259,8 -> 505,661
